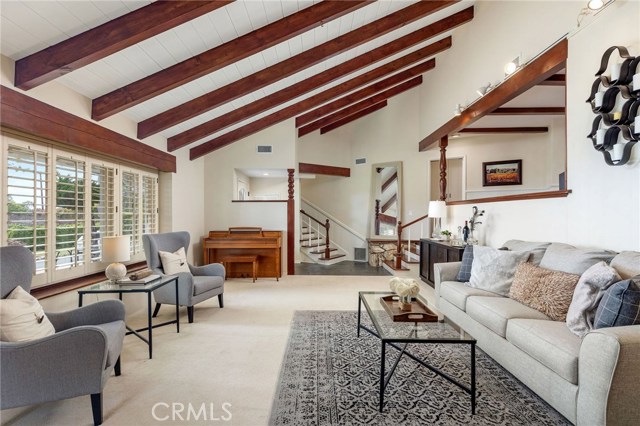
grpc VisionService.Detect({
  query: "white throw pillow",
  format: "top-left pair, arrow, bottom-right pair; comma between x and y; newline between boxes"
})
566,261 -> 621,338
158,247 -> 191,275
0,286 -> 56,342
468,246 -> 531,296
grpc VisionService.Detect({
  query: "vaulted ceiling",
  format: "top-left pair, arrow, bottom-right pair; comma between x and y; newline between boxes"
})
1,0 -> 476,160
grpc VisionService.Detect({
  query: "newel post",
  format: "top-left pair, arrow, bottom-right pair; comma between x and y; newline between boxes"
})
324,219 -> 331,259
394,221 -> 403,270
287,168 -> 295,276
439,135 -> 448,201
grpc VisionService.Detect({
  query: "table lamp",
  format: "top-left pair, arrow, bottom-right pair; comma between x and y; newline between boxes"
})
102,235 -> 130,283
428,200 -> 447,238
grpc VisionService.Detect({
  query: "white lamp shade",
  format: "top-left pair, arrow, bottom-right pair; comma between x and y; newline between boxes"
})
428,201 -> 447,218
102,236 -> 131,263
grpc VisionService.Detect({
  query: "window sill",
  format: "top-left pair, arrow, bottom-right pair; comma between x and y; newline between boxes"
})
445,189 -> 572,206
31,261 -> 147,300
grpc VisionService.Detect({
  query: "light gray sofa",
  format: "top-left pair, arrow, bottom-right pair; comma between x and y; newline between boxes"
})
434,246 -> 640,426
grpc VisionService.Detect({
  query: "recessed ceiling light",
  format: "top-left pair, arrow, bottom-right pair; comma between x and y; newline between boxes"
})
263,172 -> 269,176
587,0 -> 604,10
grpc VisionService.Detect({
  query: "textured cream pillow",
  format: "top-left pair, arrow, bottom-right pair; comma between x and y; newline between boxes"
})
0,286 -> 56,342
468,246 -> 531,296
158,247 -> 190,275
509,262 -> 580,321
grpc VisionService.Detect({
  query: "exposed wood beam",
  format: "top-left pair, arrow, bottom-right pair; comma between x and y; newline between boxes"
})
188,39 -> 449,159
381,171 -> 398,192
188,38 -> 448,159
0,86 -> 176,172
418,38 -> 568,151
321,101 -> 388,135
489,107 -> 565,115
458,127 -> 549,134
138,0 -> 458,139
174,7 -> 473,151
298,163 -> 350,177
91,1 -> 372,120
15,1 -> 233,90
381,192 -> 397,213
298,76 -> 422,137
538,74 -> 566,86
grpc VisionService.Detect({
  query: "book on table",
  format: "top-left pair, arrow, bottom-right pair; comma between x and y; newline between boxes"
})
117,274 -> 160,285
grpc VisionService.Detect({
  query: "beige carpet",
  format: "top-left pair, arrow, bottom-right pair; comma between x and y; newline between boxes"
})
2,275 -> 428,426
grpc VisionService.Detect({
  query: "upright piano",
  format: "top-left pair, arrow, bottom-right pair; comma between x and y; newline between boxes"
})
203,227 -> 282,280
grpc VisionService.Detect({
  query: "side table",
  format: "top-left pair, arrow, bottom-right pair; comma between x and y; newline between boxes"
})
78,275 -> 179,359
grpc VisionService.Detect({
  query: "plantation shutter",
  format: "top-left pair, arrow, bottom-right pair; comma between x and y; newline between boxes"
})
121,171 -> 141,255
142,175 -> 158,236
90,164 -> 116,263
54,156 -> 86,272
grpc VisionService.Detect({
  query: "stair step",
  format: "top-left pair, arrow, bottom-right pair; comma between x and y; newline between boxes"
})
402,254 -> 419,264
301,241 -> 324,247
309,248 -> 338,254
383,259 -> 410,271
319,254 -> 346,261
300,238 -> 323,243
301,232 -> 315,236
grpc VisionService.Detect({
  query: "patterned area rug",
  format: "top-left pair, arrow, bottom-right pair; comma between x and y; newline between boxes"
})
269,311 -> 571,426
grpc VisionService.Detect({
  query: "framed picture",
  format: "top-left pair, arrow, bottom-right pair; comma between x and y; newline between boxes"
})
483,159 -> 522,186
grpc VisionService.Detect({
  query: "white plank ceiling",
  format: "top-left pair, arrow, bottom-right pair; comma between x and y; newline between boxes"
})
1,0 -> 477,150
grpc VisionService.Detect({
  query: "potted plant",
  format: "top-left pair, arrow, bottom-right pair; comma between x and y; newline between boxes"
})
440,230 -> 452,241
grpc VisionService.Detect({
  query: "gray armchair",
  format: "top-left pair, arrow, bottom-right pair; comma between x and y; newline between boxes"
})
0,246 -> 126,426
143,231 -> 225,323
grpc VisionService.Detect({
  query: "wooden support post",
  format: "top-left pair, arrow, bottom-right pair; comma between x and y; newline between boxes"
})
324,219 -> 331,259
395,221 -> 403,270
374,199 -> 381,235
287,169 -> 295,276
439,135 -> 448,201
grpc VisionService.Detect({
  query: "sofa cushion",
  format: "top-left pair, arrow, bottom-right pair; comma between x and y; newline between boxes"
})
468,246 -> 531,296
539,243 -> 616,275
456,245 -> 474,282
466,296 -> 550,338
509,262 -> 580,321
610,251 -> 640,279
594,275 -> 640,329
193,276 -> 224,296
506,319 -> 581,384
502,240 -> 551,266
440,281 -> 500,311
566,261 -> 621,337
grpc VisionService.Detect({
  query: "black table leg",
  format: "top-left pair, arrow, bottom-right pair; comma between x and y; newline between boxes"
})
147,292 -> 153,359
175,279 -> 180,333
79,293 -> 83,307
357,294 -> 362,338
379,341 -> 386,412
471,343 -> 476,414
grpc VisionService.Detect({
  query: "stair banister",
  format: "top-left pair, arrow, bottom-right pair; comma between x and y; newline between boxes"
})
300,209 -> 331,259
395,213 -> 430,269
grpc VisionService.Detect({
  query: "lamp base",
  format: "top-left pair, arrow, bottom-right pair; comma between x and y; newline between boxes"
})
105,263 -> 127,283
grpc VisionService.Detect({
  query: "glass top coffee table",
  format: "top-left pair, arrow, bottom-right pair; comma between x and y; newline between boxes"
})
357,291 -> 477,413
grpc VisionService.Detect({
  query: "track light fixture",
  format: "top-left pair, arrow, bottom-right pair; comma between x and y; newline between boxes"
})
476,83 -> 493,97
504,56 -> 521,76
454,104 -> 465,116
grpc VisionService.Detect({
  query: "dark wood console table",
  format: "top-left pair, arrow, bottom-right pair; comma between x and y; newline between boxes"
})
419,239 -> 465,287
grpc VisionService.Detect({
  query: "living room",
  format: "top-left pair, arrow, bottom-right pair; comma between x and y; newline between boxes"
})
1,1 -> 639,425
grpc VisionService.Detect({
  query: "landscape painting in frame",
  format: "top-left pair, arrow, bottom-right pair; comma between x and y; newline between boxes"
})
483,159 -> 522,186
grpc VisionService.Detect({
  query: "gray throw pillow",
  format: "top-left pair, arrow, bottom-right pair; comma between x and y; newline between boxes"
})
566,261 -> 621,338
594,275 -> 640,329
456,245 -> 474,282
501,240 -> 551,266
539,243 -> 616,275
610,251 -> 640,280
468,246 -> 531,296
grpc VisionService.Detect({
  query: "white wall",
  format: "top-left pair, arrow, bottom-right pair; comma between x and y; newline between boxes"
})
249,177 -> 288,199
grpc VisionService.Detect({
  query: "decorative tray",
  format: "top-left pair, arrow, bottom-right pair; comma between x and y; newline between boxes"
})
379,295 -> 439,323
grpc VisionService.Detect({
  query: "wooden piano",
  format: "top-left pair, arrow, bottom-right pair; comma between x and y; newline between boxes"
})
203,227 -> 282,280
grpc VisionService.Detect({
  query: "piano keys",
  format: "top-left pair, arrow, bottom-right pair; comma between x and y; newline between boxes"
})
203,227 -> 282,280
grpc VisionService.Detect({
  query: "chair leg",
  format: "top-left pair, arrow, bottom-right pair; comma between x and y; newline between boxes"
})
187,306 -> 194,323
114,356 -> 121,376
218,293 -> 224,308
152,303 -> 162,318
91,393 -> 103,426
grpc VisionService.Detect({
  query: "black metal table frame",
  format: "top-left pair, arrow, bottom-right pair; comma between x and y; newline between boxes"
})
78,276 -> 180,359
357,292 -> 476,414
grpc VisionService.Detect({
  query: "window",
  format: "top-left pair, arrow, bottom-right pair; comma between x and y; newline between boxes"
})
2,133 -> 159,287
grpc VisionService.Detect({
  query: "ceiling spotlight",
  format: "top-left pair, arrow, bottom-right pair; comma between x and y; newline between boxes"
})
454,104 -> 464,116
263,172 -> 269,176
587,0 -> 604,10
476,83 -> 492,97
504,56 -> 521,76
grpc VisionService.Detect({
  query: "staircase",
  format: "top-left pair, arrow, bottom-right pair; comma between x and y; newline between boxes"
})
300,211 -> 347,265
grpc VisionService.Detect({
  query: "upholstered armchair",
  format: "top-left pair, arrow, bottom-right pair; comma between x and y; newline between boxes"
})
143,231 -> 225,323
0,246 -> 126,426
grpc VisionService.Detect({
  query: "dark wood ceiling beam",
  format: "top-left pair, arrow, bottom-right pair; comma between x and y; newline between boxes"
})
138,0 -> 458,139
15,1 -> 233,90
298,163 -> 350,177
188,38 -> 450,159
418,38 -> 567,151
381,171 -> 398,192
91,1 -> 372,120
489,107 -> 565,115
0,86 -> 176,172
538,74 -> 566,86
172,7 -> 473,150
298,76 -> 422,137
458,127 -> 549,133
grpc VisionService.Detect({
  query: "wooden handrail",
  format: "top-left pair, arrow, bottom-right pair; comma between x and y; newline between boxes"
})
399,213 -> 429,230
395,212 -> 429,269
300,210 -> 331,259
